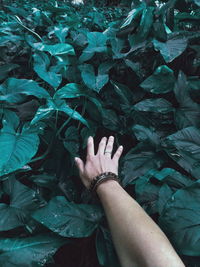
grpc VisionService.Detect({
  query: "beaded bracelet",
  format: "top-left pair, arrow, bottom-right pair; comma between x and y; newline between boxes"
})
89,172 -> 120,193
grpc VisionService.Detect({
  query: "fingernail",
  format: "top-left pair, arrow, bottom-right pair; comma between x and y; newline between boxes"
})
110,136 -> 114,139
119,145 -> 123,149
75,157 -> 78,161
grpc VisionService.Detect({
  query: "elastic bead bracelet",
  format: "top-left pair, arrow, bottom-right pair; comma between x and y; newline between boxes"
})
89,172 -> 120,193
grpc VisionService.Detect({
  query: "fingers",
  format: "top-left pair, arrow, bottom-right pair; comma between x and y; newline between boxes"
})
87,136 -> 94,156
97,136 -> 107,155
113,145 -> 123,162
75,157 -> 84,175
105,136 -> 114,157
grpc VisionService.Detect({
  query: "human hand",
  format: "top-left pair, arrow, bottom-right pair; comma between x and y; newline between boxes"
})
74,136 -> 123,189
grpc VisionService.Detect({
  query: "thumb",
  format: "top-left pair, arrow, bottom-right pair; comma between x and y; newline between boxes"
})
75,157 -> 84,175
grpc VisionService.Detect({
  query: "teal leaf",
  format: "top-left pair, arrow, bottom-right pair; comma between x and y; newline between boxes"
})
31,99 -> 89,127
140,65 -> 175,94
0,64 -> 19,81
158,184 -> 173,215
153,37 -> 188,63
0,78 -> 50,103
121,143 -> 164,187
40,43 -> 75,56
32,196 -> 103,238
53,83 -> 90,99
133,98 -> 174,113
33,51 -> 62,88
134,172 -> 161,214
159,180 -> 200,256
132,124 -> 161,146
193,0 -> 200,6
63,126 -> 79,156
80,63 -> 109,93
137,7 -> 154,42
163,126 -> 200,180
96,227 -> 121,267
0,233 -> 70,267
0,175 -> 45,231
120,5 -> 143,29
79,32 -> 107,62
174,71 -> 200,129
101,109 -> 121,132
0,120 -> 40,177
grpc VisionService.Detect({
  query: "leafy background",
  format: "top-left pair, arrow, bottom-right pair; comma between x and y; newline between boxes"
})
0,0 -> 200,266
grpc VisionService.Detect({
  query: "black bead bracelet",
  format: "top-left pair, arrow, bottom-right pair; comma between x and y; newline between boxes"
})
89,172 -> 120,193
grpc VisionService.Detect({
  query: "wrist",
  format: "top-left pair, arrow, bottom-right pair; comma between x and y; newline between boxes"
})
96,179 -> 121,195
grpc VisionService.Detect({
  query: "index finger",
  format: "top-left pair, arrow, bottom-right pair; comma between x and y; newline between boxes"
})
87,136 -> 94,156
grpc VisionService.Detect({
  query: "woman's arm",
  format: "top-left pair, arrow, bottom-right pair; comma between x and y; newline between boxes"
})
75,136 -> 185,267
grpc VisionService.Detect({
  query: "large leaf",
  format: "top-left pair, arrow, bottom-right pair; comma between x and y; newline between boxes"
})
80,63 -> 109,93
120,5 -> 143,29
32,196 -> 103,238
96,226 -> 121,267
132,124 -> 161,146
40,43 -> 75,56
174,71 -> 200,129
0,119 -> 40,177
133,98 -> 174,113
63,126 -> 79,156
0,78 -> 50,103
153,37 -> 188,63
0,233 -> 70,267
79,32 -> 108,62
159,180 -> 200,256
163,126 -> 200,179
0,64 -> 19,81
53,83 -> 90,99
0,175 -> 45,231
140,65 -> 175,94
31,98 -> 89,127
33,51 -> 62,88
121,143 -> 164,186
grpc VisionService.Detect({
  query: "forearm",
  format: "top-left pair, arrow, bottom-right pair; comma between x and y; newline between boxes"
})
96,180 -> 185,267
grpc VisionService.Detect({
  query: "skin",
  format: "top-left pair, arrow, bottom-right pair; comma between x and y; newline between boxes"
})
75,136 -> 185,267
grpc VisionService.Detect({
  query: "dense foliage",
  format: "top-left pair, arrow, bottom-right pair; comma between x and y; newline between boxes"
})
0,0 -> 200,266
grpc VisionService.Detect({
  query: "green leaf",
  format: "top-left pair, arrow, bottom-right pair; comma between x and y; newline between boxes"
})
134,172 -> 161,214
32,196 -> 103,238
133,98 -> 174,113
121,143 -> 164,187
140,65 -> 175,94
132,124 -> 161,146
159,180 -> 200,256
137,7 -> 154,42
79,32 -> 107,62
158,184 -> 173,215
31,99 -> 89,127
120,5 -> 143,29
63,126 -> 79,156
163,126 -> 200,179
80,63 -> 109,93
0,120 -> 40,177
0,78 -> 50,103
193,0 -> 200,6
0,64 -> 19,81
33,51 -> 62,88
101,109 -> 121,132
174,71 -> 200,129
40,43 -> 75,56
0,233 -> 69,267
153,37 -> 188,63
53,83 -> 90,99
96,227 -> 121,267
0,175 -> 45,231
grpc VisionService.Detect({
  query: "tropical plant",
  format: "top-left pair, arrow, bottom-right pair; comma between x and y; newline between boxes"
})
0,0 -> 200,266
